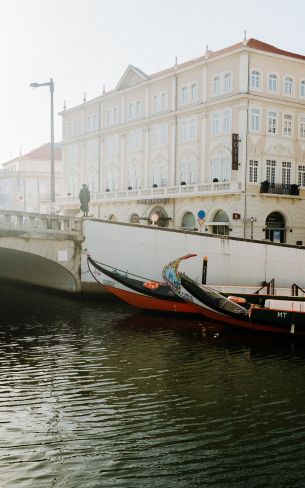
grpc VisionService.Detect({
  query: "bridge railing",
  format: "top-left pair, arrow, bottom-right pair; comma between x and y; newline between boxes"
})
0,210 -> 83,234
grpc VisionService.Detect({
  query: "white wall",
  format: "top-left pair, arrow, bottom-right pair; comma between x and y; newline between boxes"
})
82,220 -> 305,288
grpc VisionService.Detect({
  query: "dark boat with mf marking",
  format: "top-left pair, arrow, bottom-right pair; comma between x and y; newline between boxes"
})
163,255 -> 305,337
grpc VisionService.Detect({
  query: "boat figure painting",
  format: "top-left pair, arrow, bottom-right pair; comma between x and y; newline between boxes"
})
162,255 -> 305,337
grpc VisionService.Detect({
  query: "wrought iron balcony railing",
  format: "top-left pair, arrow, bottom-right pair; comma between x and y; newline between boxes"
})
260,181 -> 299,196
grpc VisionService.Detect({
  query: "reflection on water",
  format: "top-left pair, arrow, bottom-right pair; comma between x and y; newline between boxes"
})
1,281 -> 305,487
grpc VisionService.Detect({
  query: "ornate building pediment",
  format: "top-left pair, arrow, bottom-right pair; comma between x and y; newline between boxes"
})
116,65 -> 148,91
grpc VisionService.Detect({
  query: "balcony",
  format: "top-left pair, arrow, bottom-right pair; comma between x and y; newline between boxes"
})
58,181 -> 243,206
260,181 -> 299,196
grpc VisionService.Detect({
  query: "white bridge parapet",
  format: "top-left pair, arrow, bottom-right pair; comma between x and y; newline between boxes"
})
0,210 -> 84,293
0,210 -> 83,237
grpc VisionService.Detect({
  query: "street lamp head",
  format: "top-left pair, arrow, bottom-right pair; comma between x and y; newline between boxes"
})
30,82 -> 39,88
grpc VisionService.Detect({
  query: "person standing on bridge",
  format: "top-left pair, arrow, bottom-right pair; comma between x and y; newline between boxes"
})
79,184 -> 90,217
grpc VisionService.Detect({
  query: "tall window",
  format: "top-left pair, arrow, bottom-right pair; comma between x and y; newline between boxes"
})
112,109 -> 117,124
268,74 -> 277,92
284,77 -> 294,95
300,117 -> 305,139
282,161 -> 291,185
180,121 -> 187,142
128,102 -> 135,120
153,95 -> 160,113
127,164 -> 141,190
250,109 -> 260,131
135,100 -> 142,118
152,161 -> 168,187
213,76 -> 220,95
268,111 -> 277,134
251,70 -> 261,89
224,73 -> 232,93
179,161 -> 198,184
189,118 -> 197,139
223,111 -> 231,133
181,86 -> 188,104
283,114 -> 292,136
161,92 -> 168,110
249,160 -> 258,183
209,156 -> 231,182
212,113 -> 220,135
298,165 -> 305,186
191,83 -> 198,101
266,160 -> 276,183
300,80 -> 305,98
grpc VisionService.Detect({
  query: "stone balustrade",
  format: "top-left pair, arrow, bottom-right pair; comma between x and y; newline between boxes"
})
58,181 -> 242,205
0,210 -> 83,236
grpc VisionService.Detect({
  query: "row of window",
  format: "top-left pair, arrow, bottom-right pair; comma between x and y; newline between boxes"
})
212,111 -> 231,135
249,159 -> 305,186
250,109 -> 305,138
212,72 -> 232,96
250,70 -> 305,97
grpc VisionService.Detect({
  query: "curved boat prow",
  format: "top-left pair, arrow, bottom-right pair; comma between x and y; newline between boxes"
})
162,253 -> 197,296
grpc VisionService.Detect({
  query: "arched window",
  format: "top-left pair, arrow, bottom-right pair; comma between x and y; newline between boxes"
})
130,213 -> 140,224
127,161 -> 141,190
152,158 -> 168,187
224,73 -> 232,93
181,86 -> 188,104
209,147 -> 231,182
251,70 -> 261,89
268,74 -> 277,92
212,76 -> 220,95
268,111 -> 277,134
181,212 -> 196,230
179,160 -> 198,184
284,77 -> 294,95
265,212 -> 286,243
87,164 -> 99,194
212,210 -> 230,236
191,82 -> 198,101
149,206 -> 169,227
105,166 -> 118,192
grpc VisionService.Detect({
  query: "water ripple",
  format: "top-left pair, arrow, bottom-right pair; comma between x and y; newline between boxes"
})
1,283 -> 305,487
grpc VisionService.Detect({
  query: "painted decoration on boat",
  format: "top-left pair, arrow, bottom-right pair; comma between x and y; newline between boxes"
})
162,254 -> 197,295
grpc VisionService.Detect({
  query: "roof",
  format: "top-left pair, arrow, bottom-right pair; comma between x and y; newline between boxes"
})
150,38 -> 305,80
2,143 -> 62,166
61,37 -> 305,113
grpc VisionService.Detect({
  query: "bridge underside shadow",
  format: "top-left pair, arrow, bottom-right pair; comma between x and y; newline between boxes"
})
0,248 -> 77,292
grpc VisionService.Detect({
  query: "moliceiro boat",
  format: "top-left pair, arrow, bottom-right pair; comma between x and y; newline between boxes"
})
162,255 -> 305,336
87,254 -> 202,314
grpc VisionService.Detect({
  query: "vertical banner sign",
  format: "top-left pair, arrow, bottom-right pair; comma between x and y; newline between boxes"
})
232,133 -> 239,170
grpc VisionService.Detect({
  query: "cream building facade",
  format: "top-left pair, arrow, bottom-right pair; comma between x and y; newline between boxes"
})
0,143 -> 62,213
58,37 -> 305,245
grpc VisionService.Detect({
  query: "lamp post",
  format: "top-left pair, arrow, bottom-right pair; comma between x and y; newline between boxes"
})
30,78 -> 55,213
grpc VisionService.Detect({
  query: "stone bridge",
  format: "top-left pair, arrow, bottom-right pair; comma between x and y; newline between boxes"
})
0,210 -> 83,293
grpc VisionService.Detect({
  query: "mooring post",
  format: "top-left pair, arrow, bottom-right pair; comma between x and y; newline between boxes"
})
202,256 -> 208,284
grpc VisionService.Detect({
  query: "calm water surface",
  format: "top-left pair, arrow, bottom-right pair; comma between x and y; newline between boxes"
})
1,282 -> 305,488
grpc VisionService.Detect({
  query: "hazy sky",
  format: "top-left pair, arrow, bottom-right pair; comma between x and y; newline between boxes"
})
0,0 -> 304,164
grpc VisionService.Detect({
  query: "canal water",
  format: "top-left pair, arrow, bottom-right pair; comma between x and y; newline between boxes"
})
1,282 -> 305,488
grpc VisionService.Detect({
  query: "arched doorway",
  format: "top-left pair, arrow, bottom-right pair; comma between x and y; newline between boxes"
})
265,212 -> 286,243
149,206 -> 169,227
212,210 -> 230,235
130,213 -> 140,224
181,212 -> 196,230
